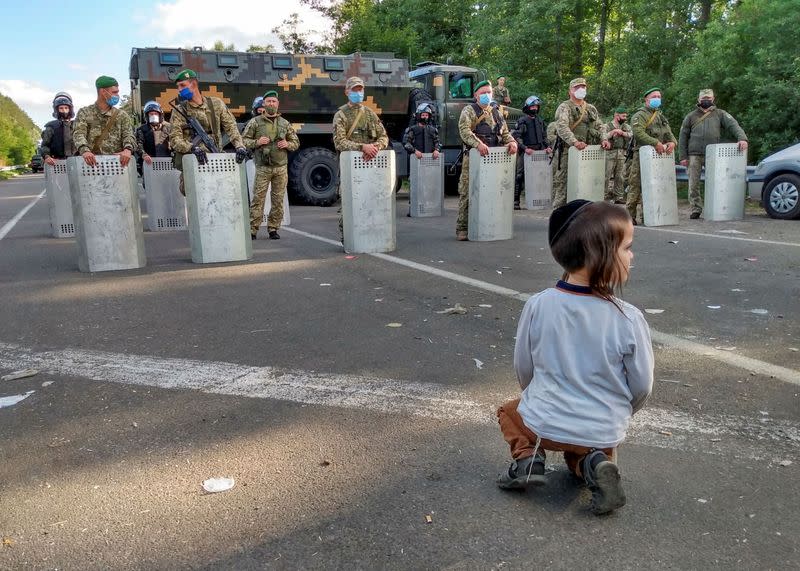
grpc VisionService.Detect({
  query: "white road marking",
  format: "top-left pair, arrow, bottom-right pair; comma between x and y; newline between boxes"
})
0,342 -> 797,462
283,227 -> 800,386
0,188 -> 46,241
636,225 -> 800,248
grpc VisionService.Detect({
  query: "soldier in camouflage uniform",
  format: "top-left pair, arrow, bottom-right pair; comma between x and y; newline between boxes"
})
73,76 -> 135,167
242,90 -> 300,240
168,69 -> 247,196
627,88 -> 677,224
41,92 -> 76,165
493,76 -> 511,106
456,80 -> 517,240
332,76 -> 390,241
551,78 -> 607,209
678,88 -> 748,219
602,106 -> 632,203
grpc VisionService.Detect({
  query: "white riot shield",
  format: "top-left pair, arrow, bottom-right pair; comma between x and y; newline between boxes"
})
45,160 -> 74,238
639,146 -> 679,227
340,150 -> 396,253
143,158 -> 186,231
523,150 -> 552,210
567,145 -> 605,202
409,154 -> 444,217
67,156 -> 146,272
704,143 -> 747,221
183,153 -> 252,263
468,147 -> 515,241
245,159 -> 291,227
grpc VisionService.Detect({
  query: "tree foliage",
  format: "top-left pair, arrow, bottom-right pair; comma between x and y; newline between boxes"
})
0,92 -> 38,166
303,0 -> 800,160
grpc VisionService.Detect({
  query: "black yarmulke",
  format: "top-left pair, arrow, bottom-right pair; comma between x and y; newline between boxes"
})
548,199 -> 592,246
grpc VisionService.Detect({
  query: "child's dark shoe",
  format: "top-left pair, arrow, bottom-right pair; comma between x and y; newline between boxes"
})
582,451 -> 626,515
496,455 -> 546,490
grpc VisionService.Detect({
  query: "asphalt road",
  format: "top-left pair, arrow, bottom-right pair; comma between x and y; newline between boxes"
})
1,173 -> 798,570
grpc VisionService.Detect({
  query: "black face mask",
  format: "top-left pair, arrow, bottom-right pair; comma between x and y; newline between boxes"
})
525,108 -> 539,117
58,111 -> 71,120
699,100 -> 714,109
618,117 -> 626,124
419,116 -> 429,124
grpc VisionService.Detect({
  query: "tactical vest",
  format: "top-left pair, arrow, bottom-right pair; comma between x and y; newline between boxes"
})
517,116 -> 548,150
44,120 -> 72,159
470,103 -> 503,146
250,115 -> 291,167
408,124 -> 437,153
138,124 -> 171,157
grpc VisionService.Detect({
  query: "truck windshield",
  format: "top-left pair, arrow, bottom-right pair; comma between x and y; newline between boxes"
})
449,74 -> 474,99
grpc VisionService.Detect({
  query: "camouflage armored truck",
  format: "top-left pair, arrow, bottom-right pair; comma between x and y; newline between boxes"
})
129,48 -> 521,206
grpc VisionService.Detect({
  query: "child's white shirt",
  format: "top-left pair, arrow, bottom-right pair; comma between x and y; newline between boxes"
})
514,284 -> 654,449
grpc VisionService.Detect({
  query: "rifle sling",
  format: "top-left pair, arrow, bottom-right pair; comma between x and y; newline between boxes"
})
691,109 -> 713,129
346,107 -> 366,140
204,98 -> 220,149
92,108 -> 120,154
569,103 -> 587,131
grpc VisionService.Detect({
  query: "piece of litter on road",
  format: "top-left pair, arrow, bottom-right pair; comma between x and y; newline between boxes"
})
1,368 -> 39,381
319,283 -> 332,287
668,240 -> 679,244
386,323 -> 403,328
374,298 -> 383,302
717,229 -> 747,235
2,537 -> 14,548
496,270 -> 503,275
645,309 -> 665,314
707,305 -> 721,310
715,346 -> 737,351
473,358 -> 484,370
710,438 -> 721,442
344,255 -> 358,260
425,515 -> 433,524
436,303 -> 467,315
478,304 -> 492,308
697,498 -> 708,504
790,348 -> 799,352
132,422 -> 139,428
202,477 -> 235,493
41,381 -> 54,387
778,460 -> 792,467
658,379 -> 680,384
0,391 -> 34,409
749,309 -> 768,315
744,257 -> 758,262
730,288 -> 744,292
319,460 -> 331,467
659,431 -> 673,436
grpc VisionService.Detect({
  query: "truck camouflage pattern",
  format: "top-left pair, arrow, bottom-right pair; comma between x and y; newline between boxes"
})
129,48 -> 521,205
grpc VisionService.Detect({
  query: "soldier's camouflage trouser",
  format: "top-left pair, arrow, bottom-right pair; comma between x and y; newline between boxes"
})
456,153 -> 471,232
687,154 -> 705,214
551,148 -> 570,209
605,149 -> 626,202
250,165 -> 288,234
626,150 -> 643,223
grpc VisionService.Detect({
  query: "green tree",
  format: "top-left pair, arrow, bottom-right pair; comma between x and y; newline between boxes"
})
273,13 -> 321,53
212,40 -> 236,51
0,92 -> 39,166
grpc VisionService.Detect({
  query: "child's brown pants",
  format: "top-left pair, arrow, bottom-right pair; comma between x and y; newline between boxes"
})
497,398 -> 616,478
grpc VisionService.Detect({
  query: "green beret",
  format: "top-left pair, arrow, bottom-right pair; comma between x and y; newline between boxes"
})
643,87 -> 661,98
496,75 -> 505,80
95,76 -> 118,89
263,90 -> 278,99
474,80 -> 491,93
615,106 -> 627,113
174,69 -> 198,82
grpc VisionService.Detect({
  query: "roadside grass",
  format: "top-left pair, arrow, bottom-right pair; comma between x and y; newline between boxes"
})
0,168 -> 27,181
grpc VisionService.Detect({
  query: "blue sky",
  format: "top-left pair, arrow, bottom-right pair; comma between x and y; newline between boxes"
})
0,0 -> 328,131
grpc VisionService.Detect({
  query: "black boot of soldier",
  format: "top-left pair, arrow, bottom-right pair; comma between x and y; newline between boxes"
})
582,450 -> 626,515
514,185 -> 522,210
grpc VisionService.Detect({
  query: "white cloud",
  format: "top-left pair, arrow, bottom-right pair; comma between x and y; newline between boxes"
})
152,0 -> 330,51
0,79 -> 97,131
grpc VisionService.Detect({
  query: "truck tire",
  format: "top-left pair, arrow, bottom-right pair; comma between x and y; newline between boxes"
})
289,147 -> 339,207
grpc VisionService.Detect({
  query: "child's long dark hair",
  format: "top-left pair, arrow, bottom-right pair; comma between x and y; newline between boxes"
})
550,202 -> 632,308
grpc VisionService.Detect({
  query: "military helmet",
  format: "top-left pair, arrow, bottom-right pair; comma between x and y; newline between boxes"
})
143,101 -> 162,114
523,95 -> 542,114
415,102 -> 433,115
252,96 -> 265,112
52,92 -> 74,119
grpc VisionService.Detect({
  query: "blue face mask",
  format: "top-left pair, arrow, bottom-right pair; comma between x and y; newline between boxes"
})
106,95 -> 120,107
178,87 -> 193,101
478,93 -> 491,106
348,91 -> 364,104
648,97 -> 662,109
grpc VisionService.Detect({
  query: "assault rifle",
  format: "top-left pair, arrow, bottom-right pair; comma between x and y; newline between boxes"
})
624,135 -> 635,163
550,135 -> 565,169
169,99 -> 219,153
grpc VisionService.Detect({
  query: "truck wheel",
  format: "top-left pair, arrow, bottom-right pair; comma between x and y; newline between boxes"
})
289,147 -> 339,206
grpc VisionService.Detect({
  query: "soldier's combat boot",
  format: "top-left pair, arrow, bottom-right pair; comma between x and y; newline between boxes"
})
690,211 -> 701,219
497,454 -> 546,490
456,230 -> 468,241
582,450 -> 626,515
269,231 -> 280,240
514,185 -> 522,210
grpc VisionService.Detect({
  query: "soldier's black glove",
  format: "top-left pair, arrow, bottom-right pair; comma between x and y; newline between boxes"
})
191,146 -> 208,165
235,147 -> 248,164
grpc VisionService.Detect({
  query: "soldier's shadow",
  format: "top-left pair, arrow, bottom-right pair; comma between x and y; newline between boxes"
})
516,467 -> 593,515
